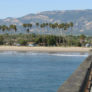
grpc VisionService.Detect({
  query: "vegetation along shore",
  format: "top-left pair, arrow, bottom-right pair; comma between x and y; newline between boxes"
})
0,22 -> 91,48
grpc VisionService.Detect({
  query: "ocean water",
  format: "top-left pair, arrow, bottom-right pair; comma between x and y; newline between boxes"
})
0,51 -> 88,92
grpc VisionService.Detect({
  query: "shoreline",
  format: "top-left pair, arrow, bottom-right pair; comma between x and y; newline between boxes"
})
0,46 -> 91,52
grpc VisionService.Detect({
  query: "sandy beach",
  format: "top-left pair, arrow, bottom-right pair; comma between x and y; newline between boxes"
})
0,46 -> 91,52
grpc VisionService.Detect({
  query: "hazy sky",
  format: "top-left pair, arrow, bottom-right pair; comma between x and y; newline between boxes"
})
0,0 -> 92,19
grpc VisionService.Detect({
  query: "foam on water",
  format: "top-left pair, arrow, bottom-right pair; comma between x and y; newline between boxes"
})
51,53 -> 88,57
0,51 -> 88,57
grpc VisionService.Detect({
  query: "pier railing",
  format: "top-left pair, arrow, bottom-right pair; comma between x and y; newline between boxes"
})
57,55 -> 92,92
79,63 -> 92,92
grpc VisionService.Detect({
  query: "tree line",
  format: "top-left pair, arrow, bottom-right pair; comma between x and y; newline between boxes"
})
0,22 -> 74,45
0,22 -> 89,47
0,22 -> 73,35
0,33 -> 89,47
23,22 -> 74,35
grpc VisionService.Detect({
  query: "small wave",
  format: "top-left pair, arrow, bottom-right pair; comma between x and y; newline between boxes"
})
0,51 -> 48,56
0,51 -> 18,55
0,51 -> 88,57
51,54 -> 88,57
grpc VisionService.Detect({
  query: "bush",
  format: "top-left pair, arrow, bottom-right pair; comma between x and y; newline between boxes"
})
0,35 -> 4,45
35,37 -> 43,44
18,39 -> 28,46
47,36 -> 56,46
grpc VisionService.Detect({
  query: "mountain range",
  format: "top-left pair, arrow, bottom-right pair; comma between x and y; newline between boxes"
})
1,9 -> 92,35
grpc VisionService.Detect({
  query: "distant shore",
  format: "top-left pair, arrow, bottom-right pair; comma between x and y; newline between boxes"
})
0,46 -> 91,52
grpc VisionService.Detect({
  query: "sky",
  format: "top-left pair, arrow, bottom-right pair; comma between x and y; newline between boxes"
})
0,0 -> 92,19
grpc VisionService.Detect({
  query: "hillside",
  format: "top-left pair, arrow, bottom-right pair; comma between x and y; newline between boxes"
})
1,9 -> 92,35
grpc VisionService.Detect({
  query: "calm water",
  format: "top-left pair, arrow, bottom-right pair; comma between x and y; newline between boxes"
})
0,51 -> 88,92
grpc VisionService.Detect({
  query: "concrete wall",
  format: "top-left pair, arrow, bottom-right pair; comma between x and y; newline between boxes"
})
57,55 -> 92,92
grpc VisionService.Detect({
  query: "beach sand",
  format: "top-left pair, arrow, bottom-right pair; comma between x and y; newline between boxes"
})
0,46 -> 91,52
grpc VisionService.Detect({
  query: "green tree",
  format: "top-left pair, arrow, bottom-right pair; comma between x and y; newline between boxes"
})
79,34 -> 86,47
18,39 -> 28,46
0,35 -> 4,45
47,36 -> 56,46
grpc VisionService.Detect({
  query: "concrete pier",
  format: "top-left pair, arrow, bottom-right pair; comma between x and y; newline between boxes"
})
57,55 -> 92,92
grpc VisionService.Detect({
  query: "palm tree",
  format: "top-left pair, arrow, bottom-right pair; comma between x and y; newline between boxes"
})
69,22 -> 74,46
57,23 -> 65,45
22,23 -> 32,34
63,23 -> 70,46
69,22 -> 74,36
40,23 -> 46,34
9,25 -> 17,34
0,25 -> 2,33
49,23 -> 53,34
54,23 -> 58,30
26,29 -> 30,33
8,25 -> 17,45
1,25 -> 8,33
28,24 -> 32,29
50,24 -> 56,35
23,24 -> 27,28
58,24 -> 63,35
40,23 -> 46,45
45,23 -> 49,33
23,24 -> 27,33
36,23 -> 39,27
27,24 -> 32,33
36,23 -> 40,32
13,25 -> 17,33
58,24 -> 64,45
